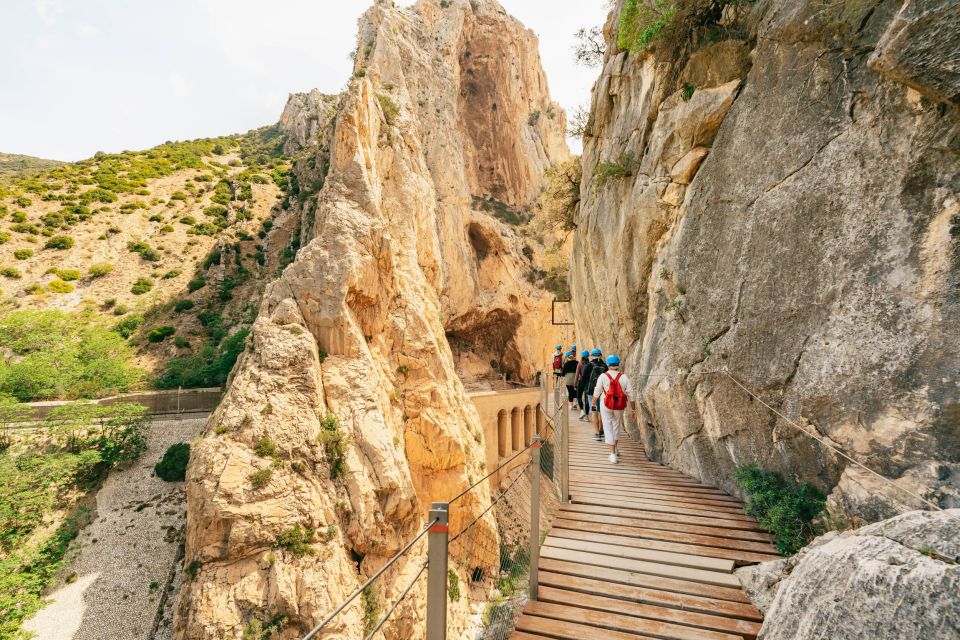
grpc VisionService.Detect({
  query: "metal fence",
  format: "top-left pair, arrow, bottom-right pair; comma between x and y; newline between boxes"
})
301,373 -> 569,640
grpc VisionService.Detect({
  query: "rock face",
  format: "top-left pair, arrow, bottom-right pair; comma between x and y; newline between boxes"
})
571,0 -> 960,522
174,1 -> 566,638
736,509 -> 960,639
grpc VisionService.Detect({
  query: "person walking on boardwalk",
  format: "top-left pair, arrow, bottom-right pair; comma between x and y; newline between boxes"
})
576,349 -> 596,421
573,349 -> 589,413
585,348 -> 607,439
562,350 -> 579,403
593,354 -> 635,464
551,345 -> 563,387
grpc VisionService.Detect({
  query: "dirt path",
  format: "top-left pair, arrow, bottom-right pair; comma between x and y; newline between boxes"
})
22,415 -> 207,640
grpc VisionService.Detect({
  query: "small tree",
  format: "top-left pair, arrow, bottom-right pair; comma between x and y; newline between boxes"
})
533,158 -> 581,238
573,26 -> 606,67
0,394 -> 31,451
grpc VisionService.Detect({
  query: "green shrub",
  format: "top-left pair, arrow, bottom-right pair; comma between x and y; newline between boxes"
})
618,0 -> 678,53
274,525 -> 315,556
14,196 -> 32,207
187,277 -> 205,292
1,267 -> 21,279
254,437 -> 278,458
114,314 -> 143,338
47,279 -> 74,293
112,304 -> 130,316
11,223 -> 38,235
131,277 -> 153,295
174,299 -> 194,312
447,568 -> 461,601
169,191 -> 188,201
25,283 -> 44,295
55,269 -> 81,281
44,235 -> 74,250
159,224 -> 175,234
202,250 -> 221,269
147,326 -> 176,343
13,249 -> 32,260
318,414 -> 347,480
154,443 -> 190,481
594,153 -> 638,187
735,464 -> 826,555
179,215 -> 197,225
189,222 -> 219,236
174,336 -> 190,348
249,467 -> 273,489
377,94 -> 400,125
0,232 -> 11,244
11,211 -> 26,223
163,269 -> 182,279
88,262 -> 114,278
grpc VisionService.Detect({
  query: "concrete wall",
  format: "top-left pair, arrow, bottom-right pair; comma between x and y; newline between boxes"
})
469,386 -> 545,489
26,387 -> 223,420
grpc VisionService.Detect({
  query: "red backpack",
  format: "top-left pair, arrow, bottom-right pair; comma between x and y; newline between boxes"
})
603,372 -> 628,410
552,353 -> 563,370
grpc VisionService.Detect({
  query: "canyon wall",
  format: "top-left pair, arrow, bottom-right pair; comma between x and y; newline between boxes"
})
174,0 -> 567,637
571,0 -> 959,523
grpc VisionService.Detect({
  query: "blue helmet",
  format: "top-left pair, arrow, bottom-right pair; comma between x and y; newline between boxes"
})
590,348 -> 602,357
571,344 -> 577,350
555,345 -> 562,351
565,351 -> 574,357
606,354 -> 621,366
581,350 -> 589,357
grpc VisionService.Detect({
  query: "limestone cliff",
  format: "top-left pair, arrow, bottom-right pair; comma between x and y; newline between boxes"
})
571,0 -> 959,523
174,0 -> 567,637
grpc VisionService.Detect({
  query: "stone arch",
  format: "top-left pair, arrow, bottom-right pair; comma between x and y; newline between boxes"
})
497,409 -> 509,457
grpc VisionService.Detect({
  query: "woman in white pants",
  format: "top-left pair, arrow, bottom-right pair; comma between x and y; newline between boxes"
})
593,354 -> 637,464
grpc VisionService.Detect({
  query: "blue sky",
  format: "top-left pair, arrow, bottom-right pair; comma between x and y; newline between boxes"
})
0,0 -> 609,161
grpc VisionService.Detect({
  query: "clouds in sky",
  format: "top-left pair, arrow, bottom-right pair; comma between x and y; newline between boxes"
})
1,0 -> 609,161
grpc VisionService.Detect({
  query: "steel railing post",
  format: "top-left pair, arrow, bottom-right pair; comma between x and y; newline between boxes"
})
529,434 -> 541,600
560,399 -> 569,503
426,503 -> 449,640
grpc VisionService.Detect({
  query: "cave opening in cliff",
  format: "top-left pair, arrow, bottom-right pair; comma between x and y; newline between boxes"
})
445,308 -> 522,386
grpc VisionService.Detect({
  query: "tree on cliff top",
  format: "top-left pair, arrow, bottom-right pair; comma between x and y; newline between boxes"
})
532,158 -> 581,240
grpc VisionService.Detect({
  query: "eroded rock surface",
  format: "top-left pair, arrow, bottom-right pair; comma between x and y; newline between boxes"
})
736,509 -> 960,639
175,1 -> 566,638
572,0 -> 960,522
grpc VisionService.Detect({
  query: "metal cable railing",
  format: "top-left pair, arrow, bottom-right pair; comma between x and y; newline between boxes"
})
302,372 -> 568,640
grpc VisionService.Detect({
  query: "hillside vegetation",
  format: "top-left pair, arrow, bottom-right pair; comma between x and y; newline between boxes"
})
0,154 -> 64,180
0,127 -> 304,400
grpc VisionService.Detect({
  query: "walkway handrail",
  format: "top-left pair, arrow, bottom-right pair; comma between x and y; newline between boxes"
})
301,517 -> 438,640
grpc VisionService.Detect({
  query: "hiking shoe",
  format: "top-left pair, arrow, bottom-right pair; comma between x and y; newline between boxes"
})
609,453 -> 618,464
592,434 -> 602,441
579,411 -> 586,419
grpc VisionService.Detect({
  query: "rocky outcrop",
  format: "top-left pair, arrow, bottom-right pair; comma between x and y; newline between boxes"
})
571,0 -> 960,523
736,509 -> 960,639
175,1 -> 566,638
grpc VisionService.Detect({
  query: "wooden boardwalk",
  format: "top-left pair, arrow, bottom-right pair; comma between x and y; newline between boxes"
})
512,408 -> 780,640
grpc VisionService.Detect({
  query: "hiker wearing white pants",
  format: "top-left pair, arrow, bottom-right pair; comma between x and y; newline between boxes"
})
593,355 -> 636,464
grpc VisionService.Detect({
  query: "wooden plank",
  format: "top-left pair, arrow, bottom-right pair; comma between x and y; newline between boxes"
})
552,518 -> 779,555
543,535 -> 735,573
514,613 -> 658,640
549,524 -> 781,564
570,479 -> 741,500
539,546 -> 741,589
522,601 -> 743,640
560,503 -> 767,533
572,482 -> 743,505
571,489 -> 751,518
509,633 -> 551,640
538,557 -> 751,605
569,472 -> 721,491
554,511 -> 774,542
539,569 -> 761,622
538,586 -> 762,639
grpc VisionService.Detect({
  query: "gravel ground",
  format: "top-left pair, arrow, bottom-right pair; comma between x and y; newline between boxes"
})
22,415 -> 207,640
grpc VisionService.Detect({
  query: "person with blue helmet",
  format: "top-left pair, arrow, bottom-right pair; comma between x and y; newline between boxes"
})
593,354 -> 636,464
573,349 -> 590,413
585,348 -> 608,434
562,350 -> 579,403
575,349 -> 598,421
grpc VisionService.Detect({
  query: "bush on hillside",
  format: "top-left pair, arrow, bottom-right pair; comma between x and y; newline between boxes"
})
154,443 -> 190,481
88,262 -> 114,278
131,277 -> 153,295
55,269 -> 81,281
147,326 -> 176,343
47,279 -> 74,293
113,314 -> 143,338
154,329 -> 249,389
174,299 -> 194,312
1,267 -> 21,279
13,249 -> 32,260
44,235 -> 74,250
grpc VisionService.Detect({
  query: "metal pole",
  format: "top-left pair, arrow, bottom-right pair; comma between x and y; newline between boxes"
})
425,503 -> 449,640
529,434 -> 542,600
560,399 -> 570,504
